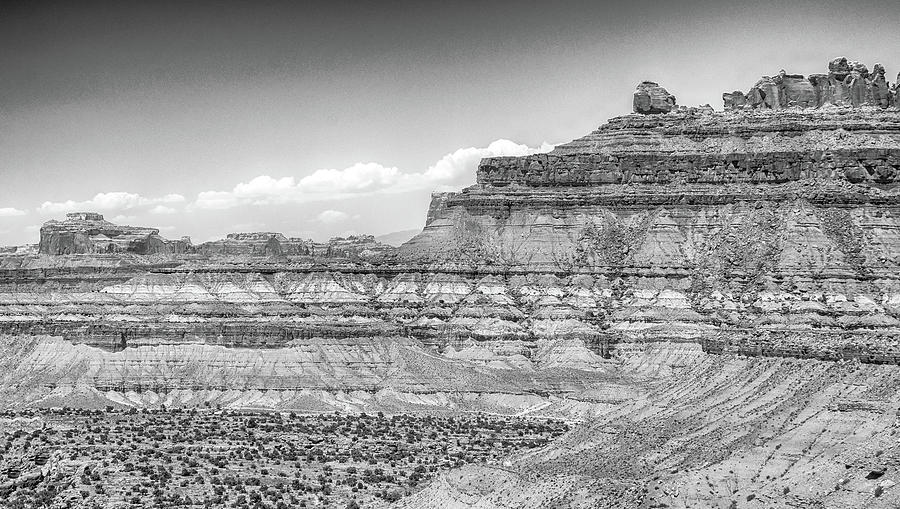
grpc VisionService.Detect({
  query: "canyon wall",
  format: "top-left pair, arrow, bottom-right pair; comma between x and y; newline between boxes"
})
398,57 -> 900,369
4,57 -> 900,413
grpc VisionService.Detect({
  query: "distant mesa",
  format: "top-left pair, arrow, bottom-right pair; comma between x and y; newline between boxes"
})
225,232 -> 287,241
36,212 -> 397,260
198,231 -> 394,259
203,232 -> 309,257
39,212 -> 191,256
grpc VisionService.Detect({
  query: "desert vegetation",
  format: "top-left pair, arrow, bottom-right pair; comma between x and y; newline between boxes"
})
0,407 -> 568,508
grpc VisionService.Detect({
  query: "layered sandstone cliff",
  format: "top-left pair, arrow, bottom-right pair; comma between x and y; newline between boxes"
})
398,58 -> 900,368
39,213 -> 192,255
2,57 -> 900,416
5,56 -> 900,507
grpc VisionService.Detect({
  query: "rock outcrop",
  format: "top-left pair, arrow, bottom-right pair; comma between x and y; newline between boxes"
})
318,234 -> 396,259
5,56 -> 900,507
195,232 -> 395,260
197,232 -> 310,257
632,81 -> 676,114
39,213 -> 192,255
4,56 -> 900,410
725,56 -> 899,110
400,59 -> 900,367
39,214 -> 398,261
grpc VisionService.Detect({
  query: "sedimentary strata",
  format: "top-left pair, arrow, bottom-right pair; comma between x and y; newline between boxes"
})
3,55 -> 900,508
724,57 -> 900,110
401,58 -> 900,367
633,81 -> 676,114
39,213 -> 192,255
0,58 -> 897,399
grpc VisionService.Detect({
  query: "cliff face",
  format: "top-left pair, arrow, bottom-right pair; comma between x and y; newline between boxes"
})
196,232 -> 310,257
405,106 -> 900,268
406,57 -> 900,270
37,215 -> 397,261
724,57 -> 900,110
6,57 -> 900,507
194,232 -> 395,260
4,57 -> 900,416
39,213 -> 192,255
397,59 -> 900,369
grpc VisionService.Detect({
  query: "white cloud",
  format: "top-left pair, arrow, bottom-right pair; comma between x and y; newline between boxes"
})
192,191 -> 241,211
191,139 -> 554,210
149,205 -> 177,215
420,139 -> 556,190
300,163 -> 402,195
109,215 -> 138,224
316,210 -> 350,224
38,192 -> 185,215
0,207 -> 26,217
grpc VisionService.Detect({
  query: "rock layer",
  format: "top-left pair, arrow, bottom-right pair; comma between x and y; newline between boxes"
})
633,81 -> 676,114
725,57 -> 900,110
39,213 -> 192,255
5,57 -> 900,407
399,62 -> 900,368
5,57 -> 900,506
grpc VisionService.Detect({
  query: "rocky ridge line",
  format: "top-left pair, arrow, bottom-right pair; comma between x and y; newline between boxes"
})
723,56 -> 900,110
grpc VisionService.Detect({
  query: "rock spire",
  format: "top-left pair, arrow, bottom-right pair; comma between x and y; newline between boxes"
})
723,56 -> 900,110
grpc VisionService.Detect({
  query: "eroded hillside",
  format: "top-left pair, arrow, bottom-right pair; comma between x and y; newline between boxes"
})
3,56 -> 900,507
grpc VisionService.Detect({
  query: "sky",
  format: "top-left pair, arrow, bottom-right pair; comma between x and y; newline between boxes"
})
2,0 -> 900,245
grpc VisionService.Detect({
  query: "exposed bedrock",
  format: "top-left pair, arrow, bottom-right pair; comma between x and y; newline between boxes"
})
632,81 -> 676,114
39,213 -> 192,256
400,343 -> 900,508
398,86 -> 900,369
402,186 -> 900,271
195,232 -> 395,259
473,109 -> 900,187
5,57 -> 900,423
725,56 -> 900,110
2,259 -> 900,365
0,334 -> 618,414
37,214 -> 395,261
